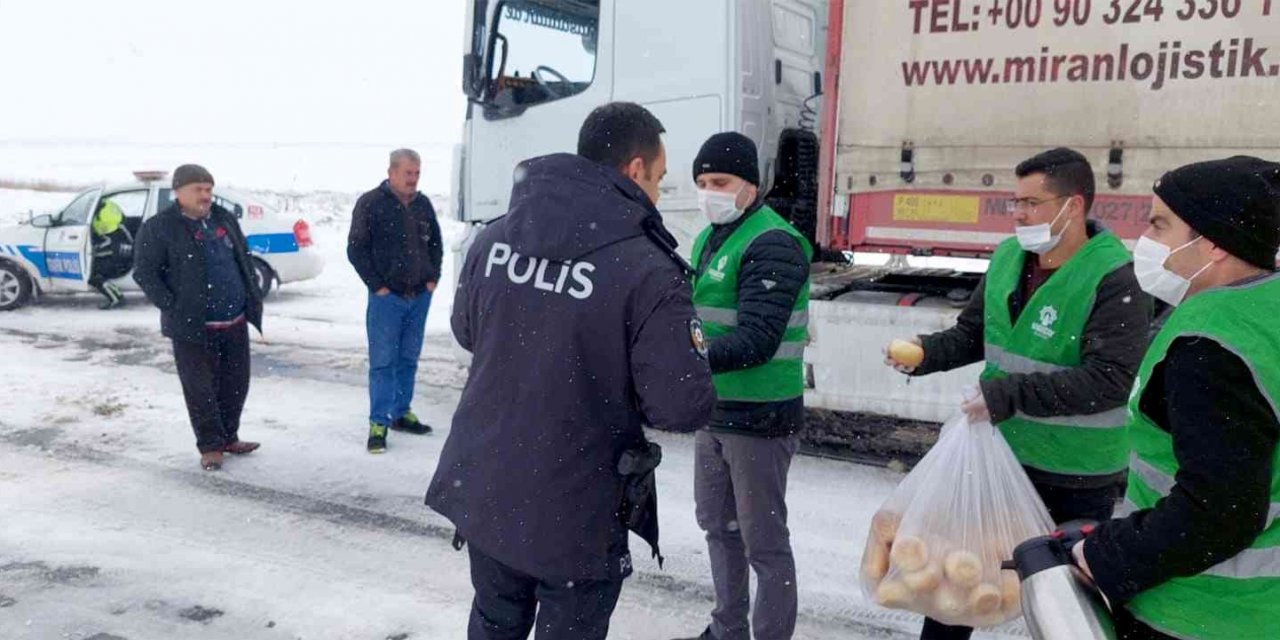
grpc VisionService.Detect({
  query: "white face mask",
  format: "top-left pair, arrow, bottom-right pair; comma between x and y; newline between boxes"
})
698,186 -> 746,225
1133,235 -> 1212,307
1015,199 -> 1072,254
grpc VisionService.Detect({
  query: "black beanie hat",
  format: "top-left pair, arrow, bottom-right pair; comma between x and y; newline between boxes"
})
172,164 -> 215,189
693,132 -> 760,187
1154,156 -> 1280,270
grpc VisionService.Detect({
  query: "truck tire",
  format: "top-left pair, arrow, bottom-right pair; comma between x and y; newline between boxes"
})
766,128 -> 820,256
0,261 -> 33,312
251,258 -> 276,299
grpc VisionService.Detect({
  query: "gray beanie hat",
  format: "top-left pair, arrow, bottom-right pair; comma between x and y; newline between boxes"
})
172,164 -> 215,189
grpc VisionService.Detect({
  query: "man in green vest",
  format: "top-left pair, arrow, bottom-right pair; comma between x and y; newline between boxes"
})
1074,156 -> 1280,640
89,198 -> 133,310
674,132 -> 811,640
887,148 -> 1153,640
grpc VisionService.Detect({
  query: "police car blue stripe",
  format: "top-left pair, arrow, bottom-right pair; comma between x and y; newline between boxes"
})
246,233 -> 299,255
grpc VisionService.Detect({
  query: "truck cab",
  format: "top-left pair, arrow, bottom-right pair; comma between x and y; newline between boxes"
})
454,0 -> 828,255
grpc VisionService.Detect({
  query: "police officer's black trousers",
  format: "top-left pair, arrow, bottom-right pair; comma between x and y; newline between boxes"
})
172,322 -> 250,453
920,480 -> 1122,640
466,544 -> 623,640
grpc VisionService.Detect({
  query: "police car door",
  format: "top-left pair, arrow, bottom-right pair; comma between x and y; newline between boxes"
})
42,188 -> 100,292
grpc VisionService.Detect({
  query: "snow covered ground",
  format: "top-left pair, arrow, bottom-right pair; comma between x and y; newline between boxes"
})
0,176 -> 1024,639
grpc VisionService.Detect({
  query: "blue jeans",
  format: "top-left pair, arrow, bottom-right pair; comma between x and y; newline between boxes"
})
366,291 -> 432,425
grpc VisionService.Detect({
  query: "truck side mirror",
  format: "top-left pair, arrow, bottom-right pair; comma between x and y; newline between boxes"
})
463,53 -> 481,99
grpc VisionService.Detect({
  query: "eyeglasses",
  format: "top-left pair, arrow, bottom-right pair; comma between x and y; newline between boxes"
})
1006,195 -> 1067,214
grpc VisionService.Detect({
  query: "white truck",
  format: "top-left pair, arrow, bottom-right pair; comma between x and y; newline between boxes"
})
453,0 -> 1280,461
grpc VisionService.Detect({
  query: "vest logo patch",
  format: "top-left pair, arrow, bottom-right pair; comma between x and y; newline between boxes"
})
1032,305 -> 1059,340
706,255 -> 730,282
762,279 -> 777,291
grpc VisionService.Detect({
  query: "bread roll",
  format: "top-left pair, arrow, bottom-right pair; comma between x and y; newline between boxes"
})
943,549 -> 983,587
889,339 -> 925,367
933,584 -> 969,618
875,579 -> 912,608
871,510 -> 901,543
903,560 -> 943,594
861,541 -> 890,582
1001,571 -> 1022,612
969,583 -> 1002,615
891,536 -> 929,572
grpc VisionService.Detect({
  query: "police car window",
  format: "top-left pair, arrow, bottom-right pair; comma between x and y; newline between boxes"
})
491,0 -> 599,110
101,191 -> 148,219
57,191 -> 98,226
213,196 -> 244,218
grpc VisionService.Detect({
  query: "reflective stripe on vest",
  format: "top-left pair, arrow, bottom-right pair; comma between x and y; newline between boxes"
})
695,306 -> 809,330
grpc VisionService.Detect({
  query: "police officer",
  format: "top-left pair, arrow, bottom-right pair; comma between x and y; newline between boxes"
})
89,198 -> 133,309
425,102 -> 715,640
1075,157 -> 1280,640
886,148 -> 1153,640
673,132 -> 811,640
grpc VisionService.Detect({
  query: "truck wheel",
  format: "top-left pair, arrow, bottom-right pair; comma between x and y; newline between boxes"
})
766,128 -> 820,254
0,261 -> 33,311
251,258 -> 276,299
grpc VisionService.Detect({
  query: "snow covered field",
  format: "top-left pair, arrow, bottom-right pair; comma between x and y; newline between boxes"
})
0,156 -> 1022,639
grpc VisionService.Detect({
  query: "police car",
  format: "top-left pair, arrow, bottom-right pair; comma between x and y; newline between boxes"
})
0,171 -> 325,311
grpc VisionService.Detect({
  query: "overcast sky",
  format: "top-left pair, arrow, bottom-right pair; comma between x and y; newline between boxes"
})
0,1 -> 467,145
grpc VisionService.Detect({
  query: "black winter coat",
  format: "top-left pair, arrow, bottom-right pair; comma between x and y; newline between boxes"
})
426,154 -> 715,583
347,181 -> 444,296
133,204 -> 263,343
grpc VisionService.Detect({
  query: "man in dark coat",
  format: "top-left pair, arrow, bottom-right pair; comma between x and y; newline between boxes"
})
347,148 -> 444,453
426,102 -> 715,640
133,164 -> 263,471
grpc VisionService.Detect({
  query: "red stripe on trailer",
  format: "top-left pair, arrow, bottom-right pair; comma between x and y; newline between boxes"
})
816,0 -> 845,250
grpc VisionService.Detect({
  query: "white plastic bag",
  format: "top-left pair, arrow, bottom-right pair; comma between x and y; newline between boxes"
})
859,413 -> 1054,628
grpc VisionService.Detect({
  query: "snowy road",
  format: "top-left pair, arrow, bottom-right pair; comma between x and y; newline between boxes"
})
0,188 -> 1023,639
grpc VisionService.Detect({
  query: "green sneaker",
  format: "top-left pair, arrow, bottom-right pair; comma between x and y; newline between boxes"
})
391,411 -> 433,435
367,422 -> 388,454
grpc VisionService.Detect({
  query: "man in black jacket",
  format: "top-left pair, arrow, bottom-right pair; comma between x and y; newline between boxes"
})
1075,157 -> 1280,640
426,102 -> 715,640
347,148 -> 444,453
886,149 -> 1153,640
677,133 -> 811,640
133,164 -> 263,471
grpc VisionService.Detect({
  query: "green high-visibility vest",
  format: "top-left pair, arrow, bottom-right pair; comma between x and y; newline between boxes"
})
691,205 -> 812,403
980,232 -> 1133,476
92,200 -> 124,237
1122,273 -> 1280,640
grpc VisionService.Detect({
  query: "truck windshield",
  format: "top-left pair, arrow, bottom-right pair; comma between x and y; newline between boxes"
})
487,0 -> 599,112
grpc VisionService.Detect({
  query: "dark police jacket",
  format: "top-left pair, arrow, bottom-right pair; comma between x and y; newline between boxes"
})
426,154 -> 715,582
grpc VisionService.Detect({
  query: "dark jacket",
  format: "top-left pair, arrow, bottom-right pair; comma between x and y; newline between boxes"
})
347,181 -> 443,296
425,153 -> 716,583
912,222 -> 1154,488
133,203 -> 263,343
1085,330 -> 1279,605
694,204 -> 810,438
